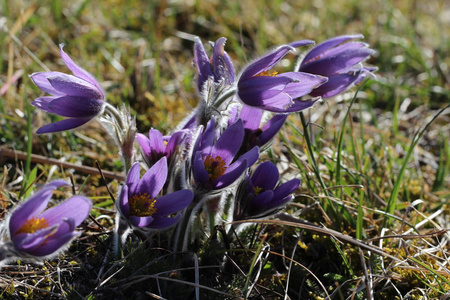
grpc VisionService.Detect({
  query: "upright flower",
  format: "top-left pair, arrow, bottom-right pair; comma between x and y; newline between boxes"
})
193,37 -> 235,92
117,158 -> 193,229
192,117 -> 259,191
30,44 -> 105,134
237,40 -> 327,113
1,180 -> 92,262
298,34 -> 376,98
136,128 -> 187,168
234,162 -> 300,220
229,105 -> 287,155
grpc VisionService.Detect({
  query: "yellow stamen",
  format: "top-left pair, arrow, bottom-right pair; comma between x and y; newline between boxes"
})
255,70 -> 278,77
253,186 -> 263,196
203,155 -> 227,182
129,193 -> 158,217
17,217 -> 49,234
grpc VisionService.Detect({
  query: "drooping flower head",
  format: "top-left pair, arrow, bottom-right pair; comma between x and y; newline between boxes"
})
1,180 -> 92,261
192,117 -> 259,191
30,44 -> 105,134
136,128 -> 188,168
298,34 -> 376,98
229,105 -> 287,155
234,162 -> 300,220
117,158 -> 193,229
237,40 -> 327,113
193,37 -> 235,92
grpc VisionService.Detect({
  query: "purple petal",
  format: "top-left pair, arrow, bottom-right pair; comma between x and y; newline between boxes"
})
252,190 -> 275,206
213,146 -> 259,189
259,115 -> 287,145
9,181 -> 68,235
280,72 -> 328,98
193,37 -> 213,91
32,96 -> 56,113
240,106 -> 263,130
118,185 -> 130,216
309,72 -> 362,98
136,157 -> 167,198
240,44 -> 295,79
166,130 -> 186,156
39,195 -> 92,235
129,215 -> 154,227
153,190 -> 193,216
238,75 -> 294,102
59,44 -> 103,94
248,92 -> 293,110
273,179 -> 300,201
28,231 -> 80,256
199,118 -> 216,155
147,215 -> 181,229
213,37 -> 234,84
193,151 -> 210,185
36,117 -> 92,134
300,47 -> 374,76
47,74 -> 103,99
148,128 -> 166,154
252,162 -> 279,190
302,34 -> 364,64
136,133 -> 151,157
213,158 -> 248,189
211,119 -> 244,165
30,72 -> 66,96
13,225 -> 57,252
47,96 -> 104,118
289,40 -> 315,48
266,98 -> 318,113
126,163 -> 141,195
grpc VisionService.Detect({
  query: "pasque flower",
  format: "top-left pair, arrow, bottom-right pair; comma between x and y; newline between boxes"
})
30,44 -> 105,134
234,162 -> 300,220
229,105 -> 287,155
193,37 -> 235,92
192,117 -> 259,190
117,158 -> 193,229
298,34 -> 376,98
136,128 -> 187,168
1,180 -> 92,260
237,40 -> 327,113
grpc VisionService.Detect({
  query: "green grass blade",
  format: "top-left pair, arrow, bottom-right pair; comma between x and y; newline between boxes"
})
384,104 -> 450,227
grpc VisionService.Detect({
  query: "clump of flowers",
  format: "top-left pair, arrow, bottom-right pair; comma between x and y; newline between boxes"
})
2,34 -> 375,268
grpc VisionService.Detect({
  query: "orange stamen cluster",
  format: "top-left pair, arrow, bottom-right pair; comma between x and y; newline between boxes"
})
129,193 -> 158,217
203,155 -> 227,182
255,70 -> 278,77
17,217 -> 49,234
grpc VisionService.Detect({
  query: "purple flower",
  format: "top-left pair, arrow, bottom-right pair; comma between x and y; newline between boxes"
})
117,158 -> 193,229
193,37 -> 235,92
229,105 -> 287,155
136,128 -> 187,168
237,40 -> 327,113
30,45 -> 105,134
234,162 -> 300,220
192,117 -> 259,190
6,180 -> 92,258
298,34 -> 376,98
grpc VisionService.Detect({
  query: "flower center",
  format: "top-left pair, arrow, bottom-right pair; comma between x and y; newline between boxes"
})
16,217 -> 49,234
203,155 -> 227,182
256,70 -> 278,77
129,193 -> 158,217
253,186 -> 263,196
